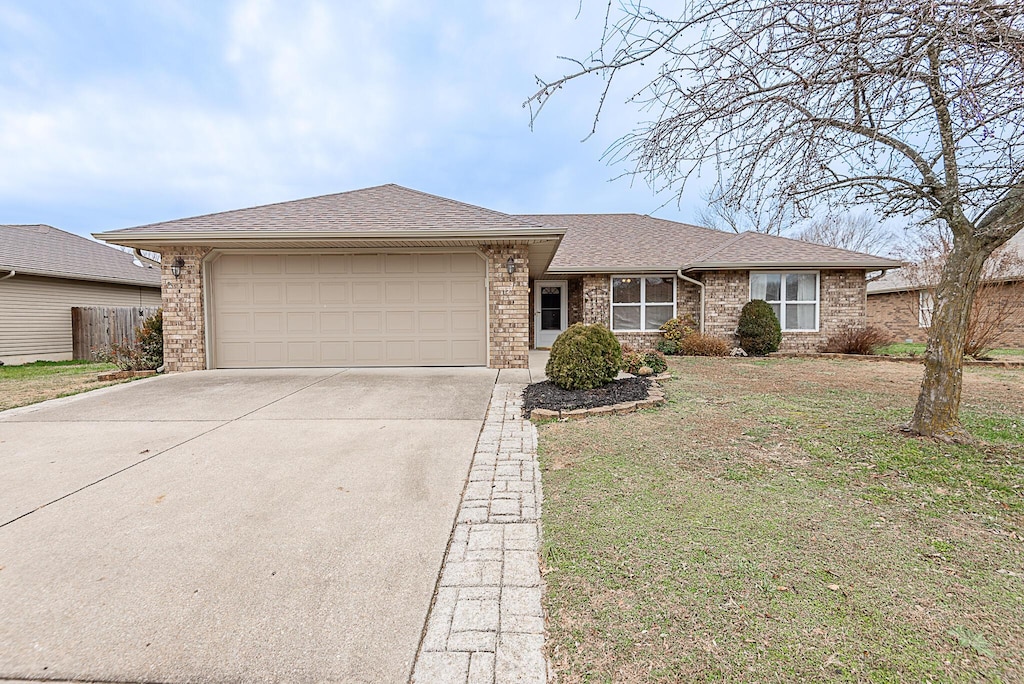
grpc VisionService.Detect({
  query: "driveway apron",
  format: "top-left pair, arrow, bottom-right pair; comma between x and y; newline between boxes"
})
0,367 -> 496,683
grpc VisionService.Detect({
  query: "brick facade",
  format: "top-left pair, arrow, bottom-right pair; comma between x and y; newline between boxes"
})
867,291 -> 925,343
705,269 -> 868,351
568,270 -> 869,352
868,282 -> 1024,347
483,244 -> 530,369
158,245 -> 211,372
577,274 -> 702,351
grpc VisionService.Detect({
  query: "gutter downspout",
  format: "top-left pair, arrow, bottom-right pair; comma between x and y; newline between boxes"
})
676,268 -> 705,334
133,248 -> 161,268
0,269 -> 15,281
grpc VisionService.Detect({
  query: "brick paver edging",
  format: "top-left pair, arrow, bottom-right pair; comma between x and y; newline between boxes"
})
528,380 -> 666,421
411,383 -> 548,684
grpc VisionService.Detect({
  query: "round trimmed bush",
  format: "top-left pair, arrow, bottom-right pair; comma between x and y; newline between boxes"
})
737,299 -> 782,356
545,323 -> 623,390
622,348 -> 668,375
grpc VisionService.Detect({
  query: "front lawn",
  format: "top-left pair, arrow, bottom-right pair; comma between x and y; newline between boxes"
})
0,359 -> 125,411
538,357 -> 1024,682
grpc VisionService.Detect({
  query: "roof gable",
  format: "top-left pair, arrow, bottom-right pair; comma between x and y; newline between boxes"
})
100,184 -> 545,237
0,224 -> 161,287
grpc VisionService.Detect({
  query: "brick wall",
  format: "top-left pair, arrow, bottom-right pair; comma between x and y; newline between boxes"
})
867,291 -> 925,343
578,274 -> 702,351
484,244 -> 530,368
705,269 -> 868,351
868,282 -> 1024,347
158,246 -> 211,372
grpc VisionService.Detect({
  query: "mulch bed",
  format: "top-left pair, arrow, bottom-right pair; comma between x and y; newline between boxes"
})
522,377 -> 651,417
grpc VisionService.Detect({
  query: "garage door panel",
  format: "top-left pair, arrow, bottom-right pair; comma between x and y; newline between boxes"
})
450,280 -> 482,304
418,281 -> 446,304
285,282 -> 315,305
353,311 -> 382,335
385,281 -> 415,304
286,342 -> 316,364
352,282 -> 381,305
385,254 -> 415,273
254,342 -> 284,363
418,254 -> 447,273
386,311 -> 416,334
254,312 -> 283,334
320,312 -> 350,334
352,254 -> 381,274
285,254 -> 315,274
319,254 -> 350,274
352,341 -> 383,363
251,255 -> 282,275
252,282 -> 283,305
418,311 -> 448,333
286,312 -> 316,334
319,282 -> 349,304
321,341 -> 351,364
212,252 -> 486,368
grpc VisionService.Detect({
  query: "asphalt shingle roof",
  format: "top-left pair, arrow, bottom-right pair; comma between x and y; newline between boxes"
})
0,224 -> 161,287
519,213 -> 900,271
100,184 -> 545,236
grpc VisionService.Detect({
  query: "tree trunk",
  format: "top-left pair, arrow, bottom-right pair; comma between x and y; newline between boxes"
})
909,233 -> 993,438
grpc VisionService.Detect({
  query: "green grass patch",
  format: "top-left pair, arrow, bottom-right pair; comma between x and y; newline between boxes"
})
877,342 -> 1024,358
539,357 -> 1024,683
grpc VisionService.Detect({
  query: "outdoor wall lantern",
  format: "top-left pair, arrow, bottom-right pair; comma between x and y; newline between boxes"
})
171,257 -> 185,278
506,257 -> 516,275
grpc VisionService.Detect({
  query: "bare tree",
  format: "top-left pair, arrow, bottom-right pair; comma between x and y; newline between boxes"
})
697,188 -> 790,235
794,213 -> 895,255
897,226 -> 1024,356
526,1 -> 1024,439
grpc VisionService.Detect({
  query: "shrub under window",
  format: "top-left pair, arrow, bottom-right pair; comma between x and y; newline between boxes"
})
750,272 -> 819,331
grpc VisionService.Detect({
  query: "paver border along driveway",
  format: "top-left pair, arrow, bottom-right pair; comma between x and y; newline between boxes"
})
0,367 -> 496,684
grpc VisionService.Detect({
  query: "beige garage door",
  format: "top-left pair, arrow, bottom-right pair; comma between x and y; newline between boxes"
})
209,252 -> 487,368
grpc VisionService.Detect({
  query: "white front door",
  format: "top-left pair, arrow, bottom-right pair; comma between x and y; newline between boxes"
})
534,280 -> 568,348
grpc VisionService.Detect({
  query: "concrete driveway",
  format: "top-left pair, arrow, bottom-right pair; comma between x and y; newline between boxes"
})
0,367 -> 498,683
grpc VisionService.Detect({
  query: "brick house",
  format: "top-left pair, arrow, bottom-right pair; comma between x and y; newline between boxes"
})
95,184 -> 900,371
867,231 -> 1024,347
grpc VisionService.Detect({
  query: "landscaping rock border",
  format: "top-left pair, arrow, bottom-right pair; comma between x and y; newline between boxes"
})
96,369 -> 159,381
769,352 -> 1024,368
529,381 -> 666,421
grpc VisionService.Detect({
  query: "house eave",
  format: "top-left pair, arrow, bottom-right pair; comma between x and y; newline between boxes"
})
93,228 -> 566,248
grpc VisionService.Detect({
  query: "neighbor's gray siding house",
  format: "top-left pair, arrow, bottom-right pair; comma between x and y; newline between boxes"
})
0,225 -> 162,365
94,184 -> 900,372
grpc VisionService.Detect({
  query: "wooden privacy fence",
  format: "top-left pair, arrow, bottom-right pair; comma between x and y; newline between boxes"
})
72,306 -> 160,361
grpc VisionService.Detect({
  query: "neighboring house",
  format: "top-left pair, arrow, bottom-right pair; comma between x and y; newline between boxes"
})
867,231 -> 1024,347
94,184 -> 900,371
0,224 -> 163,365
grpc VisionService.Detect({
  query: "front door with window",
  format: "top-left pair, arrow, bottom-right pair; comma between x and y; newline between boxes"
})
534,280 -> 568,348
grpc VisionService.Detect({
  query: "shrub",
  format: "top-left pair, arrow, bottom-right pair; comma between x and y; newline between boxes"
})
622,348 -> 668,375
736,299 -> 782,356
818,326 -> 892,355
660,315 -> 698,342
94,309 -> 164,371
677,333 -> 731,357
655,338 -> 680,355
545,323 -> 623,390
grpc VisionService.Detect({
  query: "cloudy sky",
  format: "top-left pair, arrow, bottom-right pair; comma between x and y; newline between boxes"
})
0,0 -> 721,239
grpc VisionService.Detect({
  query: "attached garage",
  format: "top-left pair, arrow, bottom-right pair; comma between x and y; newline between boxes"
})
209,252 -> 487,368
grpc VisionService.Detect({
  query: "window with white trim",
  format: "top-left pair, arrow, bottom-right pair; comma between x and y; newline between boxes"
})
611,276 -> 676,331
749,272 -> 819,331
918,291 -> 934,328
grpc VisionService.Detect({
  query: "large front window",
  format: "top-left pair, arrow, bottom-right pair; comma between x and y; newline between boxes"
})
750,272 -> 819,331
611,276 -> 676,331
